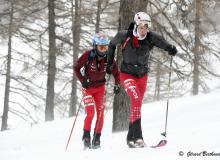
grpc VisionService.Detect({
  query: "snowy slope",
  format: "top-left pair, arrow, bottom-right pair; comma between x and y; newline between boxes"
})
0,91 -> 220,160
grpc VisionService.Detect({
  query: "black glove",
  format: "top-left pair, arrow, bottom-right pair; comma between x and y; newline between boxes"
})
167,45 -> 177,56
82,79 -> 90,88
106,64 -> 113,74
113,85 -> 120,94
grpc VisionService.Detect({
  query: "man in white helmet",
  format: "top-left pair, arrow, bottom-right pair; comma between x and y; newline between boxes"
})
106,12 -> 177,148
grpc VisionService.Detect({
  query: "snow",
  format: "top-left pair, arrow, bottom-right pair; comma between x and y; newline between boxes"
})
0,91 -> 220,160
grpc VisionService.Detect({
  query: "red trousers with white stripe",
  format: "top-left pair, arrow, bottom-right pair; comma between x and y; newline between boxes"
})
82,85 -> 105,134
120,72 -> 148,123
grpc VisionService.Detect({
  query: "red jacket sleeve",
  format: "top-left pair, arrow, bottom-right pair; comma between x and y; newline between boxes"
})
73,51 -> 90,83
111,60 -> 120,85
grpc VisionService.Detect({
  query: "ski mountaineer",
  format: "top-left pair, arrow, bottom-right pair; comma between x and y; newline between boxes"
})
106,12 -> 177,148
74,32 -> 120,149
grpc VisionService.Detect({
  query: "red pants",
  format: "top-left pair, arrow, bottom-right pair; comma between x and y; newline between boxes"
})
120,72 -> 148,123
82,85 -> 105,134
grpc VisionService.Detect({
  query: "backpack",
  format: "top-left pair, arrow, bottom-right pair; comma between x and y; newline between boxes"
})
83,50 -> 106,83
84,50 -> 107,76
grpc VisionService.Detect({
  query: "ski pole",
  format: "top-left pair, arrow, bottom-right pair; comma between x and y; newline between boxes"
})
161,56 -> 173,138
65,98 -> 83,151
92,74 -> 111,146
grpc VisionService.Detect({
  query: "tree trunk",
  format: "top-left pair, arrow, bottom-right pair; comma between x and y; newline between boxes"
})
70,0 -> 81,117
1,0 -> 13,131
192,0 -> 202,95
95,0 -> 102,33
45,0 -> 56,121
154,63 -> 161,101
112,0 -> 148,132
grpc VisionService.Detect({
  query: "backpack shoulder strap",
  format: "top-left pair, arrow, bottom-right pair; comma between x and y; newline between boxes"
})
121,31 -> 133,50
87,50 -> 96,61
84,50 -> 96,77
121,22 -> 136,50
121,36 -> 131,50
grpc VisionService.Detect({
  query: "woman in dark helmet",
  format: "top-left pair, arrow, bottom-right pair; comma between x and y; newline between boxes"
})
106,12 -> 177,148
74,32 -> 120,149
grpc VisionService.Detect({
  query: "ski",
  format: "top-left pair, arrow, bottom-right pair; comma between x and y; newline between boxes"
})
83,144 -> 101,150
83,146 -> 91,150
150,139 -> 167,148
91,145 -> 101,149
83,146 -> 101,150
127,139 -> 167,149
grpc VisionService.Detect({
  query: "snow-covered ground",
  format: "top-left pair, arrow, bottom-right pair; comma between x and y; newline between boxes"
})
0,91 -> 220,160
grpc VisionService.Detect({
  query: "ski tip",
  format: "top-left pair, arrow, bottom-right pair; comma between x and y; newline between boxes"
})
150,139 -> 167,148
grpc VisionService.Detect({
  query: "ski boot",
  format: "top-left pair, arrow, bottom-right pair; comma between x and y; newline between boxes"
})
127,119 -> 145,148
82,129 -> 91,149
92,133 -> 101,149
127,123 -> 135,148
83,137 -> 91,149
127,139 -> 145,148
134,139 -> 145,148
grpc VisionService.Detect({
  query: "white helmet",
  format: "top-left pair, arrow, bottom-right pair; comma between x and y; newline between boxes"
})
134,12 -> 151,28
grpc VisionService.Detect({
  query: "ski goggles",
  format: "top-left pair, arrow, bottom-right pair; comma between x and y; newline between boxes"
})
97,45 -> 108,51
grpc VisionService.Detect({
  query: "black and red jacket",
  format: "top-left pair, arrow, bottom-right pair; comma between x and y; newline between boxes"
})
74,49 -> 120,88
107,30 -> 174,77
